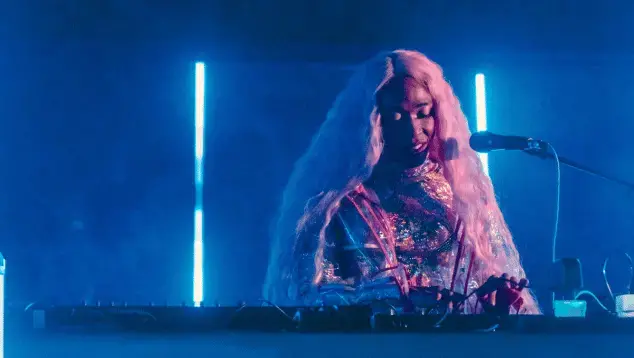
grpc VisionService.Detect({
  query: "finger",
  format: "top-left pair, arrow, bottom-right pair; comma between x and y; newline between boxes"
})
518,278 -> 529,290
433,286 -> 442,301
502,274 -> 511,288
509,276 -> 518,289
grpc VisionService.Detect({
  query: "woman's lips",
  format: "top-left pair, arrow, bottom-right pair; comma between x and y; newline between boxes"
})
412,143 -> 426,153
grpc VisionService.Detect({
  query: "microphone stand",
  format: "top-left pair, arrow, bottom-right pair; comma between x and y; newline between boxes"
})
524,150 -> 634,191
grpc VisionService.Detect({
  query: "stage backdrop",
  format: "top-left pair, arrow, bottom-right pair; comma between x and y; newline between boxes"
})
2,46 -> 633,307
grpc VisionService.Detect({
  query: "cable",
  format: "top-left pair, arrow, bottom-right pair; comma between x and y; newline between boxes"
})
475,324 -> 499,332
318,289 -> 352,306
546,143 -> 562,308
432,305 -> 451,327
602,253 -> 633,304
109,309 -> 158,322
255,299 -> 295,321
574,290 -> 612,314
546,143 -> 562,265
24,302 -> 38,312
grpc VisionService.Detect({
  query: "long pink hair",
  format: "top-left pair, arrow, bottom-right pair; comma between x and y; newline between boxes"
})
264,50 -> 538,313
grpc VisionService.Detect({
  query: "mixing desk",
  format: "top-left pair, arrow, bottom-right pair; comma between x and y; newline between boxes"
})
5,305 -> 634,358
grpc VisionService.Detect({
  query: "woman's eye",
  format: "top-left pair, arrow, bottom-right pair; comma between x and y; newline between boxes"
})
416,109 -> 433,119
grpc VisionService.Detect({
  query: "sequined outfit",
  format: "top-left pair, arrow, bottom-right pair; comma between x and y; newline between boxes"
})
305,160 -> 480,309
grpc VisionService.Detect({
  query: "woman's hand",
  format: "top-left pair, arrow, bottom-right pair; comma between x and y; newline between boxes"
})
478,273 -> 528,315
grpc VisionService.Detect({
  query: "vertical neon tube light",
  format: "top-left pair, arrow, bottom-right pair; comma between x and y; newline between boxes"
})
194,62 -> 205,306
475,74 -> 489,176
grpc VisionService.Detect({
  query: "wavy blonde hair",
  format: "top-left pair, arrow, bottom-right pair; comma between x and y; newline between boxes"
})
264,50 -> 538,313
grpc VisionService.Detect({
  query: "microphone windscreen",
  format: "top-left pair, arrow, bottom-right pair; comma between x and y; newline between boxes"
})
469,131 -> 493,153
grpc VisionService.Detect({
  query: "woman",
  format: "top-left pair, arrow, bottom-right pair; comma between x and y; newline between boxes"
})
264,50 -> 539,314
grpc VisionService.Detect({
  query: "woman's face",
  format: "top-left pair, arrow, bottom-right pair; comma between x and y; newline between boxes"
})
377,76 -> 435,166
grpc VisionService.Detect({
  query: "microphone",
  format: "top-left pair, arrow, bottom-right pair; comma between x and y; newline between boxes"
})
469,131 -> 549,154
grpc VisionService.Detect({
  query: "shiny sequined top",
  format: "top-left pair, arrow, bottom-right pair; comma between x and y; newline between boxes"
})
310,160 -> 480,306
